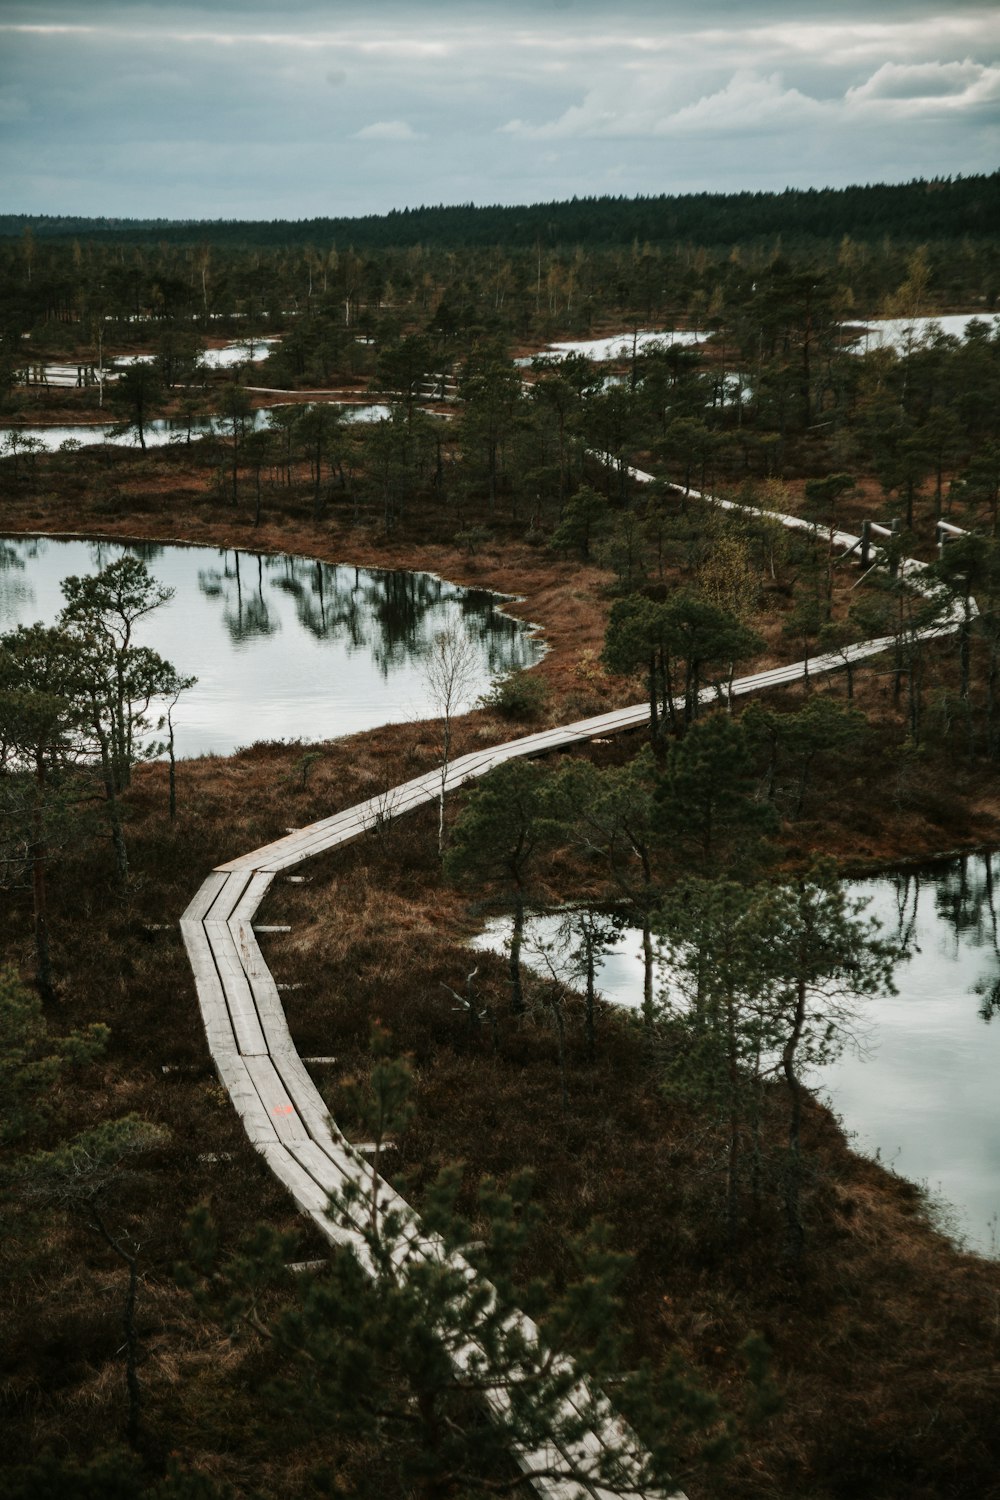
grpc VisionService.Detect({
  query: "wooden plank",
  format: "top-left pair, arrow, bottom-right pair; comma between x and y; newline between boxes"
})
271,1051 -> 343,1132
256,1140 -> 340,1219
242,1055 -> 311,1145
203,920 -> 269,1056
212,1051 -> 279,1146
286,1137 -> 354,1195
228,870 -> 274,923
229,919 -> 297,1056
269,1048 -> 350,1146
205,868 -> 255,923
180,870 -> 231,924
287,1136 -> 421,1247
178,920 -> 239,1056
180,453 -> 976,1500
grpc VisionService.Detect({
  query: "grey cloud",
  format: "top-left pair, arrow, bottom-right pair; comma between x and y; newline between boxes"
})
0,1 -> 997,218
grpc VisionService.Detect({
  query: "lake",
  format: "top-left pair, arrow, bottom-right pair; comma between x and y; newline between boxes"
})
0,535 -> 543,758
847,313 -> 999,354
473,855 -> 1000,1256
0,404 -> 395,454
516,330 -> 706,366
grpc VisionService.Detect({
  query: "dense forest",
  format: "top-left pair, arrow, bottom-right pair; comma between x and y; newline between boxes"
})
3,179 -> 1000,1499
2,171 -> 999,251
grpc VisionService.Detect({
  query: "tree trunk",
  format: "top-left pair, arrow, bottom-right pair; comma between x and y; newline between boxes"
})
781,975 -> 808,1260
509,892 -> 526,1015
168,709 -> 177,821
641,911 -> 654,1030
583,925 -> 597,1063
726,993 -> 741,1245
32,754 -> 55,1004
94,716 -> 129,885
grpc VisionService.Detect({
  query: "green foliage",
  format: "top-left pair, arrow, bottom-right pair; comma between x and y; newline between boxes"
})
109,361 -> 163,449
0,619 -> 90,768
658,711 -> 778,874
446,759 -> 561,1012
18,1114 -> 170,1208
454,524 -> 493,555
0,964 -> 107,1146
604,589 -> 762,734
549,483 -> 611,559
744,695 -> 868,817
549,749 -> 664,1026
179,1046 -> 736,1498
445,758 -> 556,903
7,173 -> 998,253
660,862 -> 898,1251
803,472 -> 856,526
59,553 -> 191,785
478,666 -> 549,721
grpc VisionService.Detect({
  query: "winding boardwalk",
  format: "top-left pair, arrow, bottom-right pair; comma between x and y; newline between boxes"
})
180,490 -> 965,1498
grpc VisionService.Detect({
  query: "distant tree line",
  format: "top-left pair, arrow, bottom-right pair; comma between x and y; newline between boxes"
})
2,172 -> 998,251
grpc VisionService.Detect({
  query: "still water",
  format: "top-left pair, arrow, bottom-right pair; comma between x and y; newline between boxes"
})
847,313 -> 999,354
0,404 -> 394,453
473,856 -> 1000,1256
516,329 -> 705,366
0,535 -> 542,758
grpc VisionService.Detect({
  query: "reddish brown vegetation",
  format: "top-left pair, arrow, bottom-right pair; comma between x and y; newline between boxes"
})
3,436 -> 1000,1497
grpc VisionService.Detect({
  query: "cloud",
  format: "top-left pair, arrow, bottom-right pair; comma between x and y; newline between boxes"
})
848,58 -> 1000,110
502,50 -> 1000,144
1,1 -> 998,217
502,69 -> 828,139
354,119 -> 422,141
666,70 -> 824,133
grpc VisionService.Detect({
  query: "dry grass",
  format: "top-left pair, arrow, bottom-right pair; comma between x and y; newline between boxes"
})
2,447 -> 1000,1495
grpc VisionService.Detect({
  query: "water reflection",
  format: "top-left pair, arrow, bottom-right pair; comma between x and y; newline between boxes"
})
0,535 -> 542,757
0,404 -> 399,453
473,853 -> 1000,1256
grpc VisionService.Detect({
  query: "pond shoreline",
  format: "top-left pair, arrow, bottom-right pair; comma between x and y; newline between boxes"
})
2,532 -> 544,760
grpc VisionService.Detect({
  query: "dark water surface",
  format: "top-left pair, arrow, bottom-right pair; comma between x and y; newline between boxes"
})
0,535 -> 542,757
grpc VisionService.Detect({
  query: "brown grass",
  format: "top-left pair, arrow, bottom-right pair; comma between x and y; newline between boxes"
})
3,442 -> 1000,1496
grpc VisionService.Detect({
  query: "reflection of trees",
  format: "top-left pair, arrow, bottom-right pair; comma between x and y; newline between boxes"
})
87,540 -> 165,571
933,855 -> 996,950
272,559 -> 364,645
225,593 -> 275,642
187,545 -> 540,682
195,550 -> 279,644
0,541 -> 33,623
222,551 -> 277,644
888,870 -> 921,953
368,568 -> 449,675
929,854 -> 1000,1023
458,587 -> 534,676
245,555 -> 536,680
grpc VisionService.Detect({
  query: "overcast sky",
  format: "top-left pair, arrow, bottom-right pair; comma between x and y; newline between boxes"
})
1,0 -> 997,220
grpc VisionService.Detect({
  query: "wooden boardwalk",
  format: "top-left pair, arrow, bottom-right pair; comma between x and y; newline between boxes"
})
180,478 -> 968,1497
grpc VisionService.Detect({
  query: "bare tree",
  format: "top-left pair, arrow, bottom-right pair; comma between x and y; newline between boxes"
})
424,626 -> 480,856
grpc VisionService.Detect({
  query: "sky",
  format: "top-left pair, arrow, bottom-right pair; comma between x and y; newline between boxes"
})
0,0 -> 997,221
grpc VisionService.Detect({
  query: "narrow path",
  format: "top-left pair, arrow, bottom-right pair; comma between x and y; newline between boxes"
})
180,483 -> 965,1498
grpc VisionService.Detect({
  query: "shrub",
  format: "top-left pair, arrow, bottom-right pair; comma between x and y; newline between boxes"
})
478,668 -> 548,721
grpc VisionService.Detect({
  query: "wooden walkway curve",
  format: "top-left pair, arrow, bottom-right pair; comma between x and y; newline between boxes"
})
180,483 -> 968,1498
